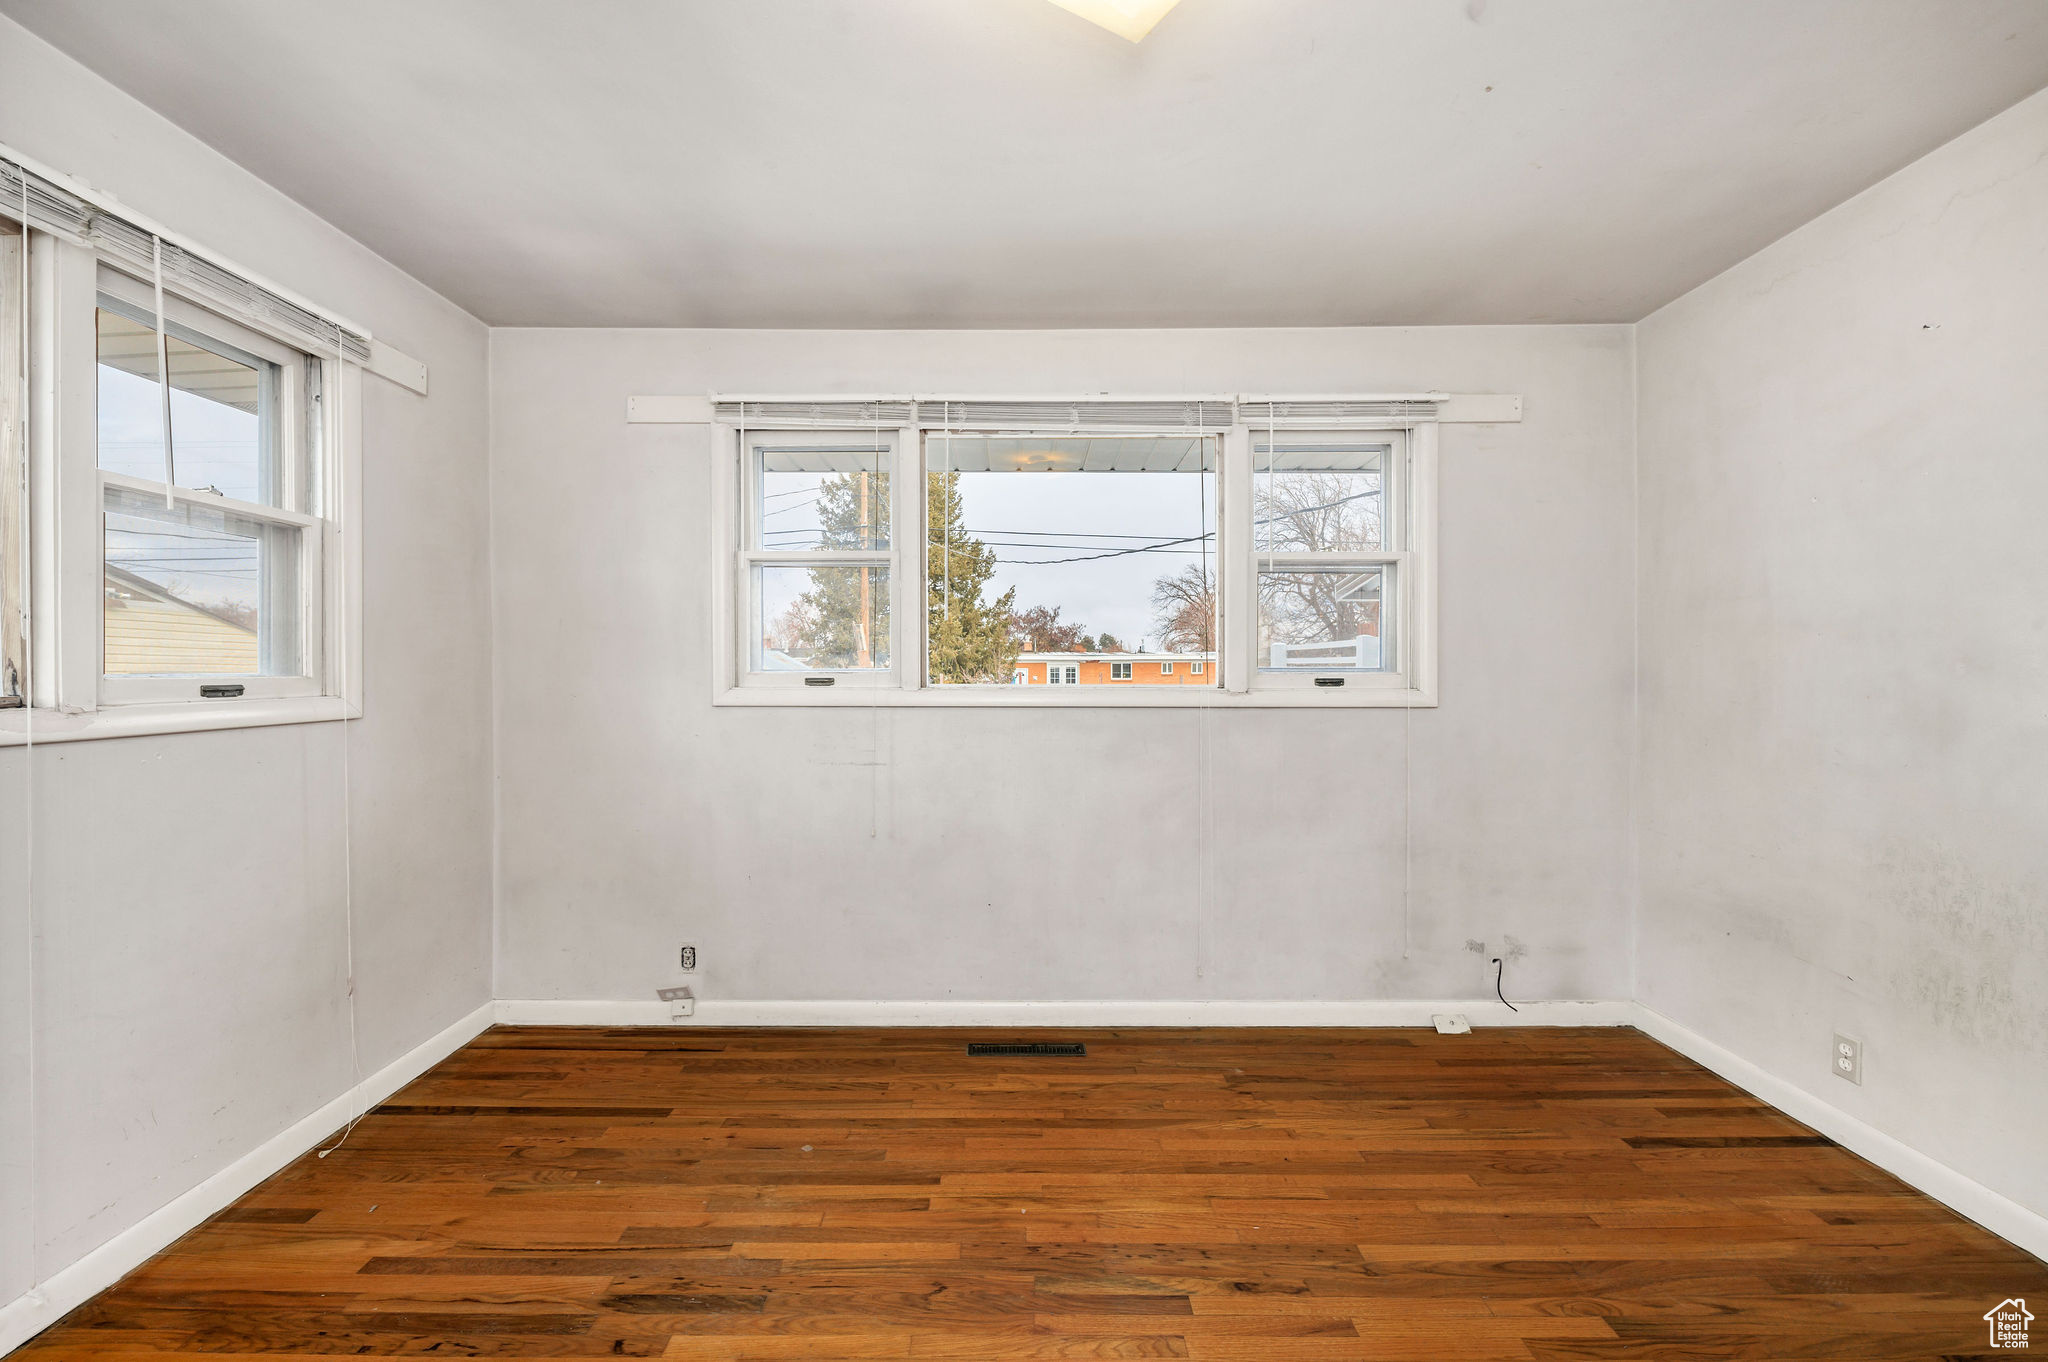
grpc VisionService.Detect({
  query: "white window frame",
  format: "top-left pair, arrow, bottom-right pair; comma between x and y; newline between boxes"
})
731,426 -> 904,692
1110,661 -> 1132,681
94,266 -> 322,706
1242,427 -> 1422,696
708,404 -> 1437,709
0,230 -> 362,745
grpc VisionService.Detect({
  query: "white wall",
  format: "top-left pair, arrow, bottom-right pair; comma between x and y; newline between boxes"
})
1636,88 -> 2048,1224
489,326 -> 1637,1009
0,14 -> 494,1310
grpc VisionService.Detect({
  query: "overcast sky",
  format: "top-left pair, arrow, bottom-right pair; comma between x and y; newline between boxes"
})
956,469 -> 1212,650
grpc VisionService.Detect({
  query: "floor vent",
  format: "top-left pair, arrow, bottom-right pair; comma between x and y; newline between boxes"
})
966,1042 -> 1086,1057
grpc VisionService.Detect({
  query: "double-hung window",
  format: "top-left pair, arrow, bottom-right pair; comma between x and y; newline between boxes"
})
95,269 -> 325,702
2,153 -> 366,742
737,428 -> 895,687
713,398 -> 1437,706
1249,430 -> 1408,689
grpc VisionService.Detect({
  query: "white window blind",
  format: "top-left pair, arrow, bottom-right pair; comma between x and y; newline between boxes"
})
917,398 -> 1235,431
715,399 -> 915,428
715,396 -> 1448,430
0,152 -> 371,365
1237,398 -> 1445,425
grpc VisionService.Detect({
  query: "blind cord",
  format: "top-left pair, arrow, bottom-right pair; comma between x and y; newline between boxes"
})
149,236 -> 176,507
317,331 -> 364,1158
18,167 -> 44,1307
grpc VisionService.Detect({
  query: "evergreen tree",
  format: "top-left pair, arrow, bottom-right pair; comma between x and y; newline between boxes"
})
927,471 -> 1018,683
795,467 -> 889,668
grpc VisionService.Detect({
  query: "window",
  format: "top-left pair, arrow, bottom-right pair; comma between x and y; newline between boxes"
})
0,196 -> 363,743
713,400 -> 1436,706
1250,431 -> 1409,689
927,432 -> 1217,687
95,273 -> 323,702
738,430 -> 893,684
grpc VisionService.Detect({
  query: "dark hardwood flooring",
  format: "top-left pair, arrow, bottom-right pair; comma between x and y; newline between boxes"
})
16,1025 -> 2045,1360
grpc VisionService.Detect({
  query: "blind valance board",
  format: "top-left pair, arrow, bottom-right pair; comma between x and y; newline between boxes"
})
1,153 -> 371,365
704,397 -> 1457,430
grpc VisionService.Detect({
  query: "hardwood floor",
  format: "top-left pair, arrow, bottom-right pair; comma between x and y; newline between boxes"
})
17,1026 -> 2045,1360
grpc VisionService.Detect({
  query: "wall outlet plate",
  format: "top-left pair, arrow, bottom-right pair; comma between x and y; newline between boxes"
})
679,944 -> 697,973
1832,1033 -> 1862,1084
656,985 -> 695,1019
1432,1014 -> 1472,1035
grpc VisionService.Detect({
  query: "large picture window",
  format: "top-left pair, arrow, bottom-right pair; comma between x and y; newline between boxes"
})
715,400 -> 1438,707
927,432 -> 1218,689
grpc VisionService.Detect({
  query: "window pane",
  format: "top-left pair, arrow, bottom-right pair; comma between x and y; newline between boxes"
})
753,563 -> 890,672
1254,437 -> 1386,553
1258,566 -> 1390,672
752,440 -> 889,551
928,434 -> 1218,686
103,483 -> 301,676
96,304 -> 280,506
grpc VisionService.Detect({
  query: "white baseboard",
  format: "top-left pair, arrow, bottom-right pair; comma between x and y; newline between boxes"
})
1632,1004 -> 2048,1263
493,997 -> 1636,1028
0,1000 -> 494,1356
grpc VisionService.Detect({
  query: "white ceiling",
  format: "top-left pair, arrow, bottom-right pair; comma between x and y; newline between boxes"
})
6,0 -> 2046,328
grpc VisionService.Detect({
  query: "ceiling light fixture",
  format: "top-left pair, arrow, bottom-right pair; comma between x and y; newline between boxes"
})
1046,0 -> 1182,43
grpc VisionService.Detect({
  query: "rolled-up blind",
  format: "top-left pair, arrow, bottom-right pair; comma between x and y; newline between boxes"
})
714,399 -> 915,427
1236,398 -> 1443,425
916,399 -> 1234,430
0,152 -> 370,364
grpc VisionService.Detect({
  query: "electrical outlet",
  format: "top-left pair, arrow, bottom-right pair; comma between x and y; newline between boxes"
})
1431,1014 -> 1472,1035
679,944 -> 697,973
1832,1034 -> 1862,1084
657,985 -> 695,1020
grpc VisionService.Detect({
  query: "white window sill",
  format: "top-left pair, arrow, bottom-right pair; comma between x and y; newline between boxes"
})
0,695 -> 357,746
714,685 -> 1437,709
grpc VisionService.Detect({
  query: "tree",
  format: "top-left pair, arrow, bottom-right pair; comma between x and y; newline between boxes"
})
1010,603 -> 1090,653
763,600 -> 814,656
927,471 -> 1018,682
1254,472 -> 1383,658
1094,632 -> 1125,654
1150,563 -> 1215,652
794,468 -> 888,667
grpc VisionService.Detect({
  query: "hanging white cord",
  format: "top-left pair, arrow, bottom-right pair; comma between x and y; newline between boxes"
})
868,406 -> 883,839
1194,411 -> 1212,982
150,237 -> 176,507
17,164 -> 43,1307
1400,436 -> 1414,960
318,329 -> 364,1158
940,406 -> 952,630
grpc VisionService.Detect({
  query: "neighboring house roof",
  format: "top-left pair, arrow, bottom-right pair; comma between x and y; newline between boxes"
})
1016,651 -> 1215,663
103,564 -> 257,675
